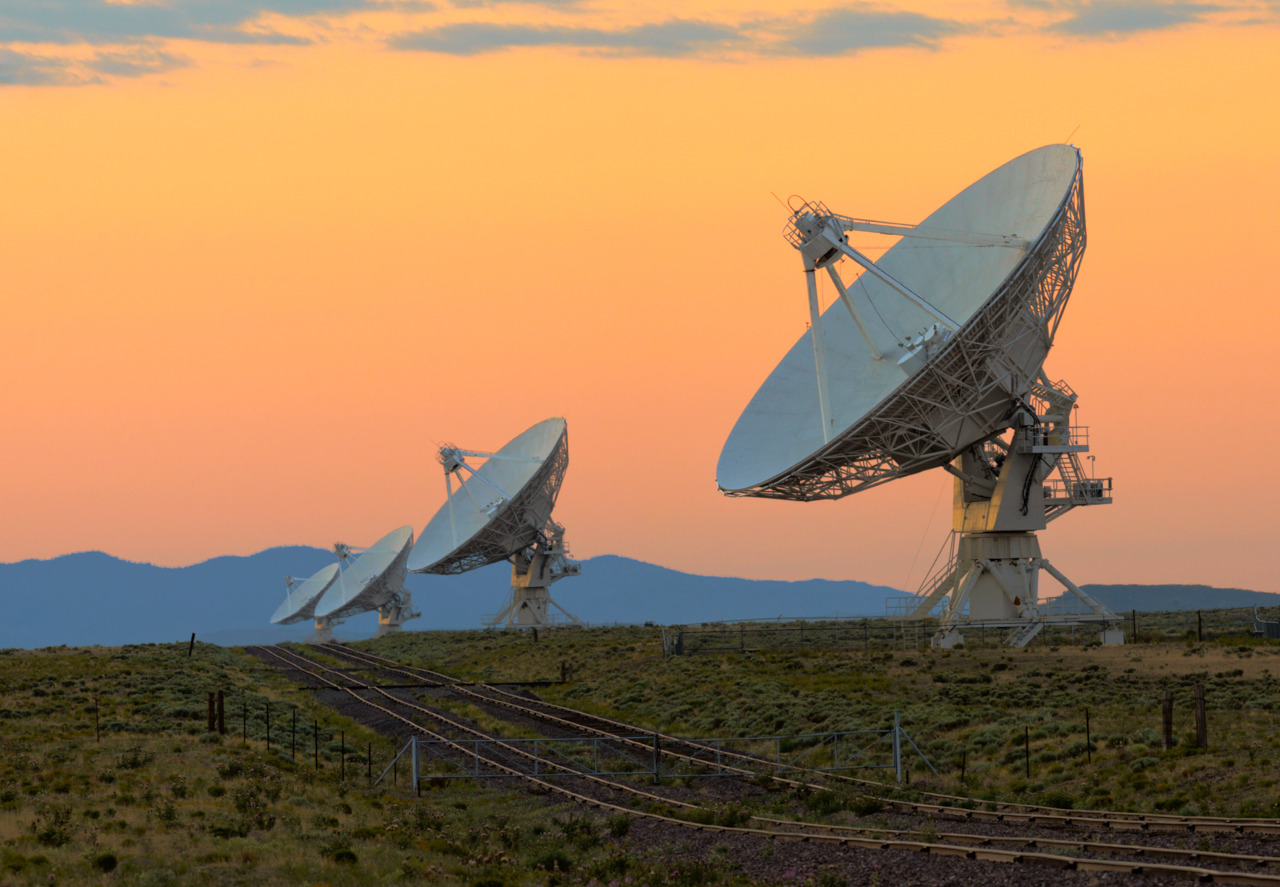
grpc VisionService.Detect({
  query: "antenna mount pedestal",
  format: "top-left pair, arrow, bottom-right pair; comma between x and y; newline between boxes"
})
485,522 -> 582,630
912,379 -> 1122,647
308,615 -> 340,644
376,592 -> 420,638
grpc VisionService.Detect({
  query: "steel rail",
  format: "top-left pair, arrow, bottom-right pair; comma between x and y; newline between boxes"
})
256,645 -> 1280,885
323,643 -> 1280,837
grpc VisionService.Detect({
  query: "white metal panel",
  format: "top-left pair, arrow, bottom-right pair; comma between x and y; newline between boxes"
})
314,525 -> 414,619
270,562 -> 340,625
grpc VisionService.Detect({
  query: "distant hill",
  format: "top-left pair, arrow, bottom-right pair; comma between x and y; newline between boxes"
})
1,549 -> 1275,649
1082,584 -> 1280,613
0,550 -> 902,649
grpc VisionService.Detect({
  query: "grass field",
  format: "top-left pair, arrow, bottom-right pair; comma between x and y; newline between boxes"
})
4,614 -> 1280,884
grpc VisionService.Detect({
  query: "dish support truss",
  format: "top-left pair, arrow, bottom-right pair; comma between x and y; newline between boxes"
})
484,519 -> 582,630
903,376 -> 1123,648
729,160 -> 1086,501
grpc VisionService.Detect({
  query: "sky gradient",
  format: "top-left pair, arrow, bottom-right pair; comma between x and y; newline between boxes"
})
3,0 -> 1277,594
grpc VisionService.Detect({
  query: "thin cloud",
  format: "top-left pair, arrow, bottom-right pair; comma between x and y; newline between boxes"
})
450,0 -> 581,8
0,0 -> 372,45
1028,1 -> 1228,36
0,48 -> 95,85
767,6 -> 968,55
84,47 -> 192,77
389,19 -> 746,56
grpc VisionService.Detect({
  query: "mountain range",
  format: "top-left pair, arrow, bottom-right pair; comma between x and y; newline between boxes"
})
0,548 -> 1275,649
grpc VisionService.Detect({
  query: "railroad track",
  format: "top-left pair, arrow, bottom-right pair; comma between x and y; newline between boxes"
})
310,642 -> 1280,839
249,642 -> 1280,884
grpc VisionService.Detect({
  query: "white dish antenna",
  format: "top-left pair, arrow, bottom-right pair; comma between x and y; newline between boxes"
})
271,563 -> 340,626
310,525 -> 419,641
410,417 -> 582,630
720,145 -> 1122,648
719,144 -> 1082,499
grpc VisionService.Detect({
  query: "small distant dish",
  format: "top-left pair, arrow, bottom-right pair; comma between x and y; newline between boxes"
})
310,525 -> 418,639
409,418 -> 569,575
270,563 -> 340,626
409,417 -> 582,629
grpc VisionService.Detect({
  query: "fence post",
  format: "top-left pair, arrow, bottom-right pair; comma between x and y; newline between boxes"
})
893,711 -> 903,784
313,722 -> 319,771
206,692 -> 214,734
412,736 -> 420,796
653,733 -> 660,785
291,709 -> 296,760
1195,684 -> 1208,748
1197,610 -> 1203,642
1162,690 -> 1174,750
1085,708 -> 1091,764
1024,726 -> 1030,778
1131,609 -> 1138,641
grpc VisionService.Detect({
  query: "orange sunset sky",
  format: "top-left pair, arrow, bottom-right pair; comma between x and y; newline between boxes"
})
2,0 -> 1277,594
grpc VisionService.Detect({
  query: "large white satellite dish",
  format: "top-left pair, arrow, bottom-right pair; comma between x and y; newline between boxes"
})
409,417 -> 582,630
720,145 -> 1122,648
311,525 -> 419,641
271,563 -> 340,635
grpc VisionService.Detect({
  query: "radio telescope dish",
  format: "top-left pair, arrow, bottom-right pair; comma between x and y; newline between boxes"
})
312,525 -> 419,640
719,144 -> 1085,500
720,145 -> 1123,648
271,563 -> 340,626
409,417 -> 582,630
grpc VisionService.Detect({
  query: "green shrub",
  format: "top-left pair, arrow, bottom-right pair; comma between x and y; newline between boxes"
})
805,790 -> 844,817
32,801 -> 74,847
1038,790 -> 1074,809
849,797 -> 884,816
531,849 -> 573,872
91,852 -> 118,873
117,747 -> 154,770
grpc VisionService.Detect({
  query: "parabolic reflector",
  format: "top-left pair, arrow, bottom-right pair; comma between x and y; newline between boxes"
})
314,525 -> 414,620
718,145 -> 1085,500
409,417 -> 569,575
270,563 -> 340,625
